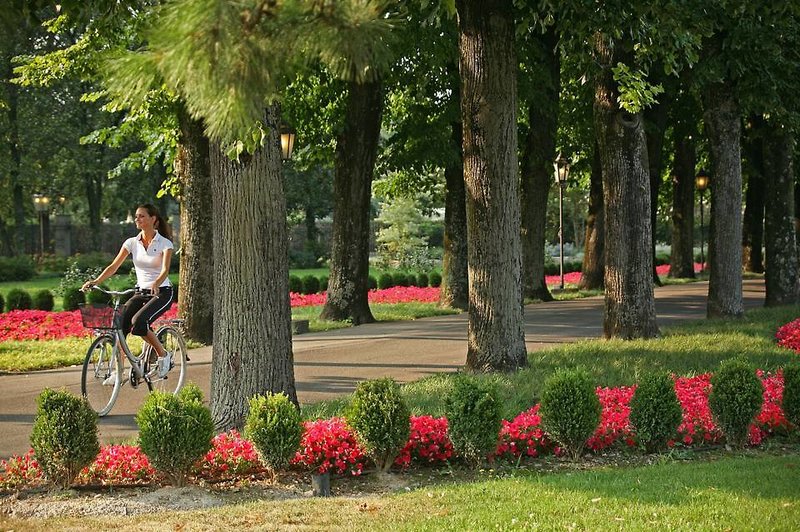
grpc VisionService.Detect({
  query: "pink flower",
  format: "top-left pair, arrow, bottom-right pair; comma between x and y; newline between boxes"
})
291,418 -> 366,475
395,416 -> 453,468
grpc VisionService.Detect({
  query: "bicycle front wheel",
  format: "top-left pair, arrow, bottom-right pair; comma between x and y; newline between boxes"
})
152,326 -> 188,394
81,334 -> 122,416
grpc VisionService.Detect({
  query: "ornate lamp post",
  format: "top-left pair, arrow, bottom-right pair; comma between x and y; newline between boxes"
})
695,169 -> 710,273
280,124 -> 296,161
553,153 -> 571,289
32,193 -> 50,256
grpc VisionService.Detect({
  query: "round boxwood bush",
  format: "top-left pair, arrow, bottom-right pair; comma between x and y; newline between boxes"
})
302,275 -> 320,295
346,378 -> 410,472
6,288 -> 32,311
393,272 -> 410,287
0,293 -> 4,314
429,271 -> 442,288
377,273 -> 394,289
33,289 -> 55,311
445,375 -> 502,467
320,275 -> 329,291
368,275 -> 378,290
783,363 -> 800,428
30,388 -> 99,489
62,287 -> 86,311
539,368 -> 601,461
288,275 -> 303,294
709,358 -> 762,448
136,382 -> 214,486
244,392 -> 303,470
406,273 -> 419,287
416,272 -> 429,288
629,372 -> 682,452
86,286 -> 112,305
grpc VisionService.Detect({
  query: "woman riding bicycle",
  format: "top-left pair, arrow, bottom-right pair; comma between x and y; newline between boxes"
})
82,203 -> 175,378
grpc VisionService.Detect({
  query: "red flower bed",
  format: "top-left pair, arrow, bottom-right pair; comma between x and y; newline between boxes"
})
672,373 -> 722,446
494,404 -> 552,460
395,415 -> 453,468
292,417 -> 366,475
0,449 -> 42,490
193,429 -> 263,480
776,318 -> 800,353
0,309 -> 88,342
79,444 -> 155,485
587,385 -> 637,451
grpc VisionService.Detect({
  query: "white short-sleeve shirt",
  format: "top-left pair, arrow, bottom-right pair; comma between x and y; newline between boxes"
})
122,231 -> 174,288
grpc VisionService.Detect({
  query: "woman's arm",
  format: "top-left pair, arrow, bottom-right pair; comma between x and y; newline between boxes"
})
149,248 -> 173,295
81,246 -> 130,291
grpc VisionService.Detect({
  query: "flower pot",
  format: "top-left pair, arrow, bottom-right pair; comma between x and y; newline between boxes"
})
311,471 -> 331,497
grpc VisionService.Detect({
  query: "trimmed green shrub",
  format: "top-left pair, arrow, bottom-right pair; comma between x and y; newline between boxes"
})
0,293 -> 4,314
30,388 -> 99,489
539,368 -> 601,461
709,358 -> 762,448
429,271 -> 442,287
6,288 -> 32,311
136,382 -> 214,486
393,272 -> 410,287
86,286 -> 112,305
783,363 -> 800,428
0,256 -> 36,282
346,378 -> 410,472
445,375 -> 502,467
377,273 -> 394,289
320,275 -> 329,291
302,275 -> 320,295
62,287 -> 86,311
244,392 -> 303,470
629,372 -> 682,452
406,273 -> 419,287
33,289 -> 55,311
288,275 -> 303,294
416,272 -> 429,288
368,275 -> 378,290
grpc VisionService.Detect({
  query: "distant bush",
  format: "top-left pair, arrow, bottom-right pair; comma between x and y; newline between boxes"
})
6,288 -> 32,311
0,294 -> 4,314
368,275 -> 378,290
539,368 -> 600,461
377,273 -> 394,289
33,289 -> 55,311
288,275 -> 303,294
783,363 -> 800,428
30,388 -> 99,489
245,392 -> 302,470
416,272 -> 429,288
302,275 -> 320,295
429,271 -> 442,287
320,275 -> 329,291
629,372 -> 682,452
86,286 -> 112,305
62,287 -> 85,311
0,256 -> 36,282
709,358 -> 762,448
445,375 -> 502,467
393,272 -> 409,287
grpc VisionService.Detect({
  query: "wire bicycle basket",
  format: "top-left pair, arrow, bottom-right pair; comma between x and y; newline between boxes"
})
79,304 -> 122,330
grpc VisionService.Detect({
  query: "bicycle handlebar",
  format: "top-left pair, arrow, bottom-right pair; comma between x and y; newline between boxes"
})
83,285 -> 138,297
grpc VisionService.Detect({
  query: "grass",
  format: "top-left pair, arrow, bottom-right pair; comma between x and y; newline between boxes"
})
2,454 -> 797,529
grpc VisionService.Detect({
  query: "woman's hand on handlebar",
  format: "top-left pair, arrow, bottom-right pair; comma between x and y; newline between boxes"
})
81,280 -> 97,292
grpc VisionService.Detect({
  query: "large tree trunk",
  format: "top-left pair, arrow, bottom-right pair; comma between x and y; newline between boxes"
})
645,97 -> 669,286
703,83 -> 744,318
593,35 -> 659,339
457,0 -> 527,371
520,26 -> 559,302
668,130 -> 696,278
176,104 -> 214,345
210,106 -> 296,431
440,120 -> 469,310
4,51 -> 25,255
578,142 -> 605,290
742,116 -> 765,273
319,80 -> 383,324
763,125 -> 799,306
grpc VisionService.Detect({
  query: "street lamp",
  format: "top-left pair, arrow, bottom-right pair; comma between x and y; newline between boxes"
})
280,124 -> 296,161
553,153 -> 571,290
695,169 -> 710,273
32,193 -> 50,256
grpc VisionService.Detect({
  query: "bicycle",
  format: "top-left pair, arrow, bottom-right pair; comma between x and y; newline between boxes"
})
79,286 -> 188,416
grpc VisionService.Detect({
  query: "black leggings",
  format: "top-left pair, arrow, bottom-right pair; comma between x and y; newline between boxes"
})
120,287 -> 174,337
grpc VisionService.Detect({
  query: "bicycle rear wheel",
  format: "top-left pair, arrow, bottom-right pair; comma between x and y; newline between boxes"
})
151,326 -> 188,394
81,334 -> 122,416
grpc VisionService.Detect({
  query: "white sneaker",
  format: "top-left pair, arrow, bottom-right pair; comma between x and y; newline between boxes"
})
102,373 -> 116,386
157,352 -> 173,378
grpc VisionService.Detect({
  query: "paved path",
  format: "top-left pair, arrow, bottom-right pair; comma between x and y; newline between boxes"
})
0,279 -> 768,457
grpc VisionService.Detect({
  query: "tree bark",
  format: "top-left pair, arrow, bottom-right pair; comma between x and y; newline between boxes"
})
645,97 -> 669,286
457,0 -> 527,372
176,104 -> 214,345
440,120 -> 469,310
319,80 -> 383,324
763,126 -> 798,306
668,130 -> 696,278
210,105 -> 296,431
520,26 -> 559,302
742,116 -> 765,273
593,34 -> 659,339
3,50 -> 25,255
703,83 -> 744,318
578,142 -> 605,290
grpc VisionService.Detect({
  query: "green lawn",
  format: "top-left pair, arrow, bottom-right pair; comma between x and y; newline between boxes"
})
2,454 -> 797,529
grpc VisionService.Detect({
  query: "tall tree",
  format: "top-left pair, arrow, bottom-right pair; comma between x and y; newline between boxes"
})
741,116 -> 766,273
668,90 -> 698,279
456,0 -> 527,371
578,141 -> 605,289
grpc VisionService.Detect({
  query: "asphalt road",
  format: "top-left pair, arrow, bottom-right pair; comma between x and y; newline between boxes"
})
0,279 -> 768,458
